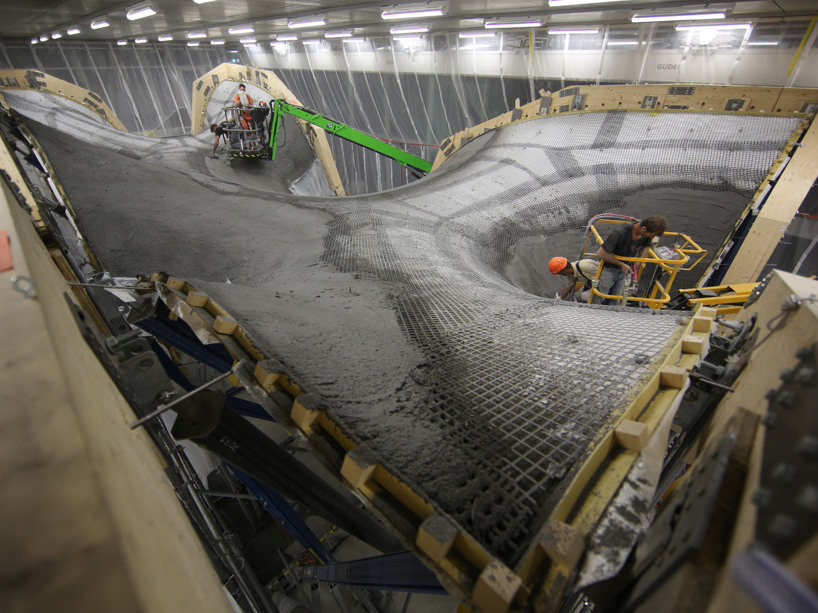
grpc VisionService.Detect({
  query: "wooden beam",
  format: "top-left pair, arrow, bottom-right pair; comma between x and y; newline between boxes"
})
722,118 -> 818,285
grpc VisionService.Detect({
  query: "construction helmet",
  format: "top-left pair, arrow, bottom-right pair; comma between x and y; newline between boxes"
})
548,257 -> 568,275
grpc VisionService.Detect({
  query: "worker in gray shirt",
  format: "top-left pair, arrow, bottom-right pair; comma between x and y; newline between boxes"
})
549,256 -> 600,302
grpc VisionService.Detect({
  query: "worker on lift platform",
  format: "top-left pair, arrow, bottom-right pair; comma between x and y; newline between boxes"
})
233,84 -> 254,130
593,216 -> 668,304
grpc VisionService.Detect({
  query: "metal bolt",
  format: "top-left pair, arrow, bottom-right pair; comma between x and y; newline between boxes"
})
768,514 -> 797,539
796,436 -> 818,459
752,488 -> 772,507
795,368 -> 815,384
796,486 -> 818,513
795,346 -> 815,361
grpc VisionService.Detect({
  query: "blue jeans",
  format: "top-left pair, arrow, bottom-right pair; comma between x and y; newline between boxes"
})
594,266 -> 626,305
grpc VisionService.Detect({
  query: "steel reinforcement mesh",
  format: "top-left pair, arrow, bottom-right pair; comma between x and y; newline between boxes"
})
320,111 -> 800,565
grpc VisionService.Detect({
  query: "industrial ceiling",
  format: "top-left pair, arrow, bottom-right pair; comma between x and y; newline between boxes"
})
8,0 -> 817,47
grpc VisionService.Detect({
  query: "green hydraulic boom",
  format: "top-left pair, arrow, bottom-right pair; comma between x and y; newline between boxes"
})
268,99 -> 433,174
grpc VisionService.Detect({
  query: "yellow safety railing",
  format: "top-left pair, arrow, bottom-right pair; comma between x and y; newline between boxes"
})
579,218 -> 707,309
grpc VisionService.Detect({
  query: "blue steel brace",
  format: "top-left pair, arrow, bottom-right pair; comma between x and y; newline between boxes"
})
301,550 -> 446,595
232,467 -> 335,564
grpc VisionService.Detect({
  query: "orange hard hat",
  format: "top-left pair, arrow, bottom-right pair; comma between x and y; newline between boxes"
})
548,257 -> 568,275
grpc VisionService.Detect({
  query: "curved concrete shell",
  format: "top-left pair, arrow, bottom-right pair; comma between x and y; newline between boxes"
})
1,85 -> 802,605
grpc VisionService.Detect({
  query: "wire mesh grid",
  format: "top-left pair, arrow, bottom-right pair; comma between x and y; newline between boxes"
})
321,111 -> 799,565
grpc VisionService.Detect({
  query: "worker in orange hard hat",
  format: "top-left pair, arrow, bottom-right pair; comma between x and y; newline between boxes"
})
549,256 -> 600,302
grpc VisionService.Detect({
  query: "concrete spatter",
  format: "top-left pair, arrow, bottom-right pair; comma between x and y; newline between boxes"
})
20,94 -> 800,571
505,187 -> 751,298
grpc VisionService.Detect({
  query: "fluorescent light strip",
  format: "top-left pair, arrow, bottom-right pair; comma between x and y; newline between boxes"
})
548,28 -> 599,34
303,39 -> 321,45
343,37 -> 366,43
675,23 -> 751,31
135,38 -> 148,43
607,40 -> 638,45
390,25 -> 429,34
632,12 -> 726,23
277,34 -> 298,41
117,40 -> 128,45
188,41 -> 200,46
549,0 -> 628,5
67,26 -> 80,35
31,38 -> 38,44
485,21 -> 542,29
382,8 -> 445,20
39,34 -> 49,41
90,18 -> 110,29
325,30 -> 353,38
459,31 -> 496,38
289,18 -> 326,29
240,37 -> 256,44
748,41 -> 778,46
188,31 -> 207,38
51,32 -> 62,39
211,39 -> 225,45
228,25 -> 254,34
158,35 -> 173,41
126,4 -> 157,21
192,0 -> 217,4
393,35 -> 422,40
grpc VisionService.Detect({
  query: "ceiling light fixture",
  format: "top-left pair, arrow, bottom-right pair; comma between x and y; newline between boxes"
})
240,37 -> 257,44
393,34 -> 422,40
675,23 -> 751,31
135,37 -> 148,43
51,32 -> 62,39
228,25 -> 254,34
549,0 -> 628,5
90,17 -> 110,29
67,26 -> 81,35
389,24 -> 429,34
31,38 -> 38,44
211,39 -> 225,45
126,1 -> 157,21
117,39 -> 128,45
277,34 -> 298,41
39,34 -> 49,41
484,19 -> 543,29
748,40 -> 778,46
381,5 -> 447,20
302,39 -> 321,44
158,34 -> 173,41
325,29 -> 353,38
188,41 -> 200,46
632,11 -> 726,23
288,16 -> 326,29
188,31 -> 207,38
192,0 -> 218,4
548,28 -> 599,34
343,37 -> 366,43
459,31 -> 496,38
607,40 -> 638,45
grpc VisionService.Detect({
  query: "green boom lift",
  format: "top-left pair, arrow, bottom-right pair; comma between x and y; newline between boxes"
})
266,99 -> 433,174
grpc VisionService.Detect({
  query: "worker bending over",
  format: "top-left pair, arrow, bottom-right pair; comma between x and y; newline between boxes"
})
593,216 -> 668,304
208,118 -> 236,158
549,257 -> 600,302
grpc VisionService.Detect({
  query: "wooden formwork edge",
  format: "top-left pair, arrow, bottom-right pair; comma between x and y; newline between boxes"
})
516,305 -> 717,612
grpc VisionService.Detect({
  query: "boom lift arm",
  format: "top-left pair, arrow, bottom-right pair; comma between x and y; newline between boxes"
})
268,99 -> 433,174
